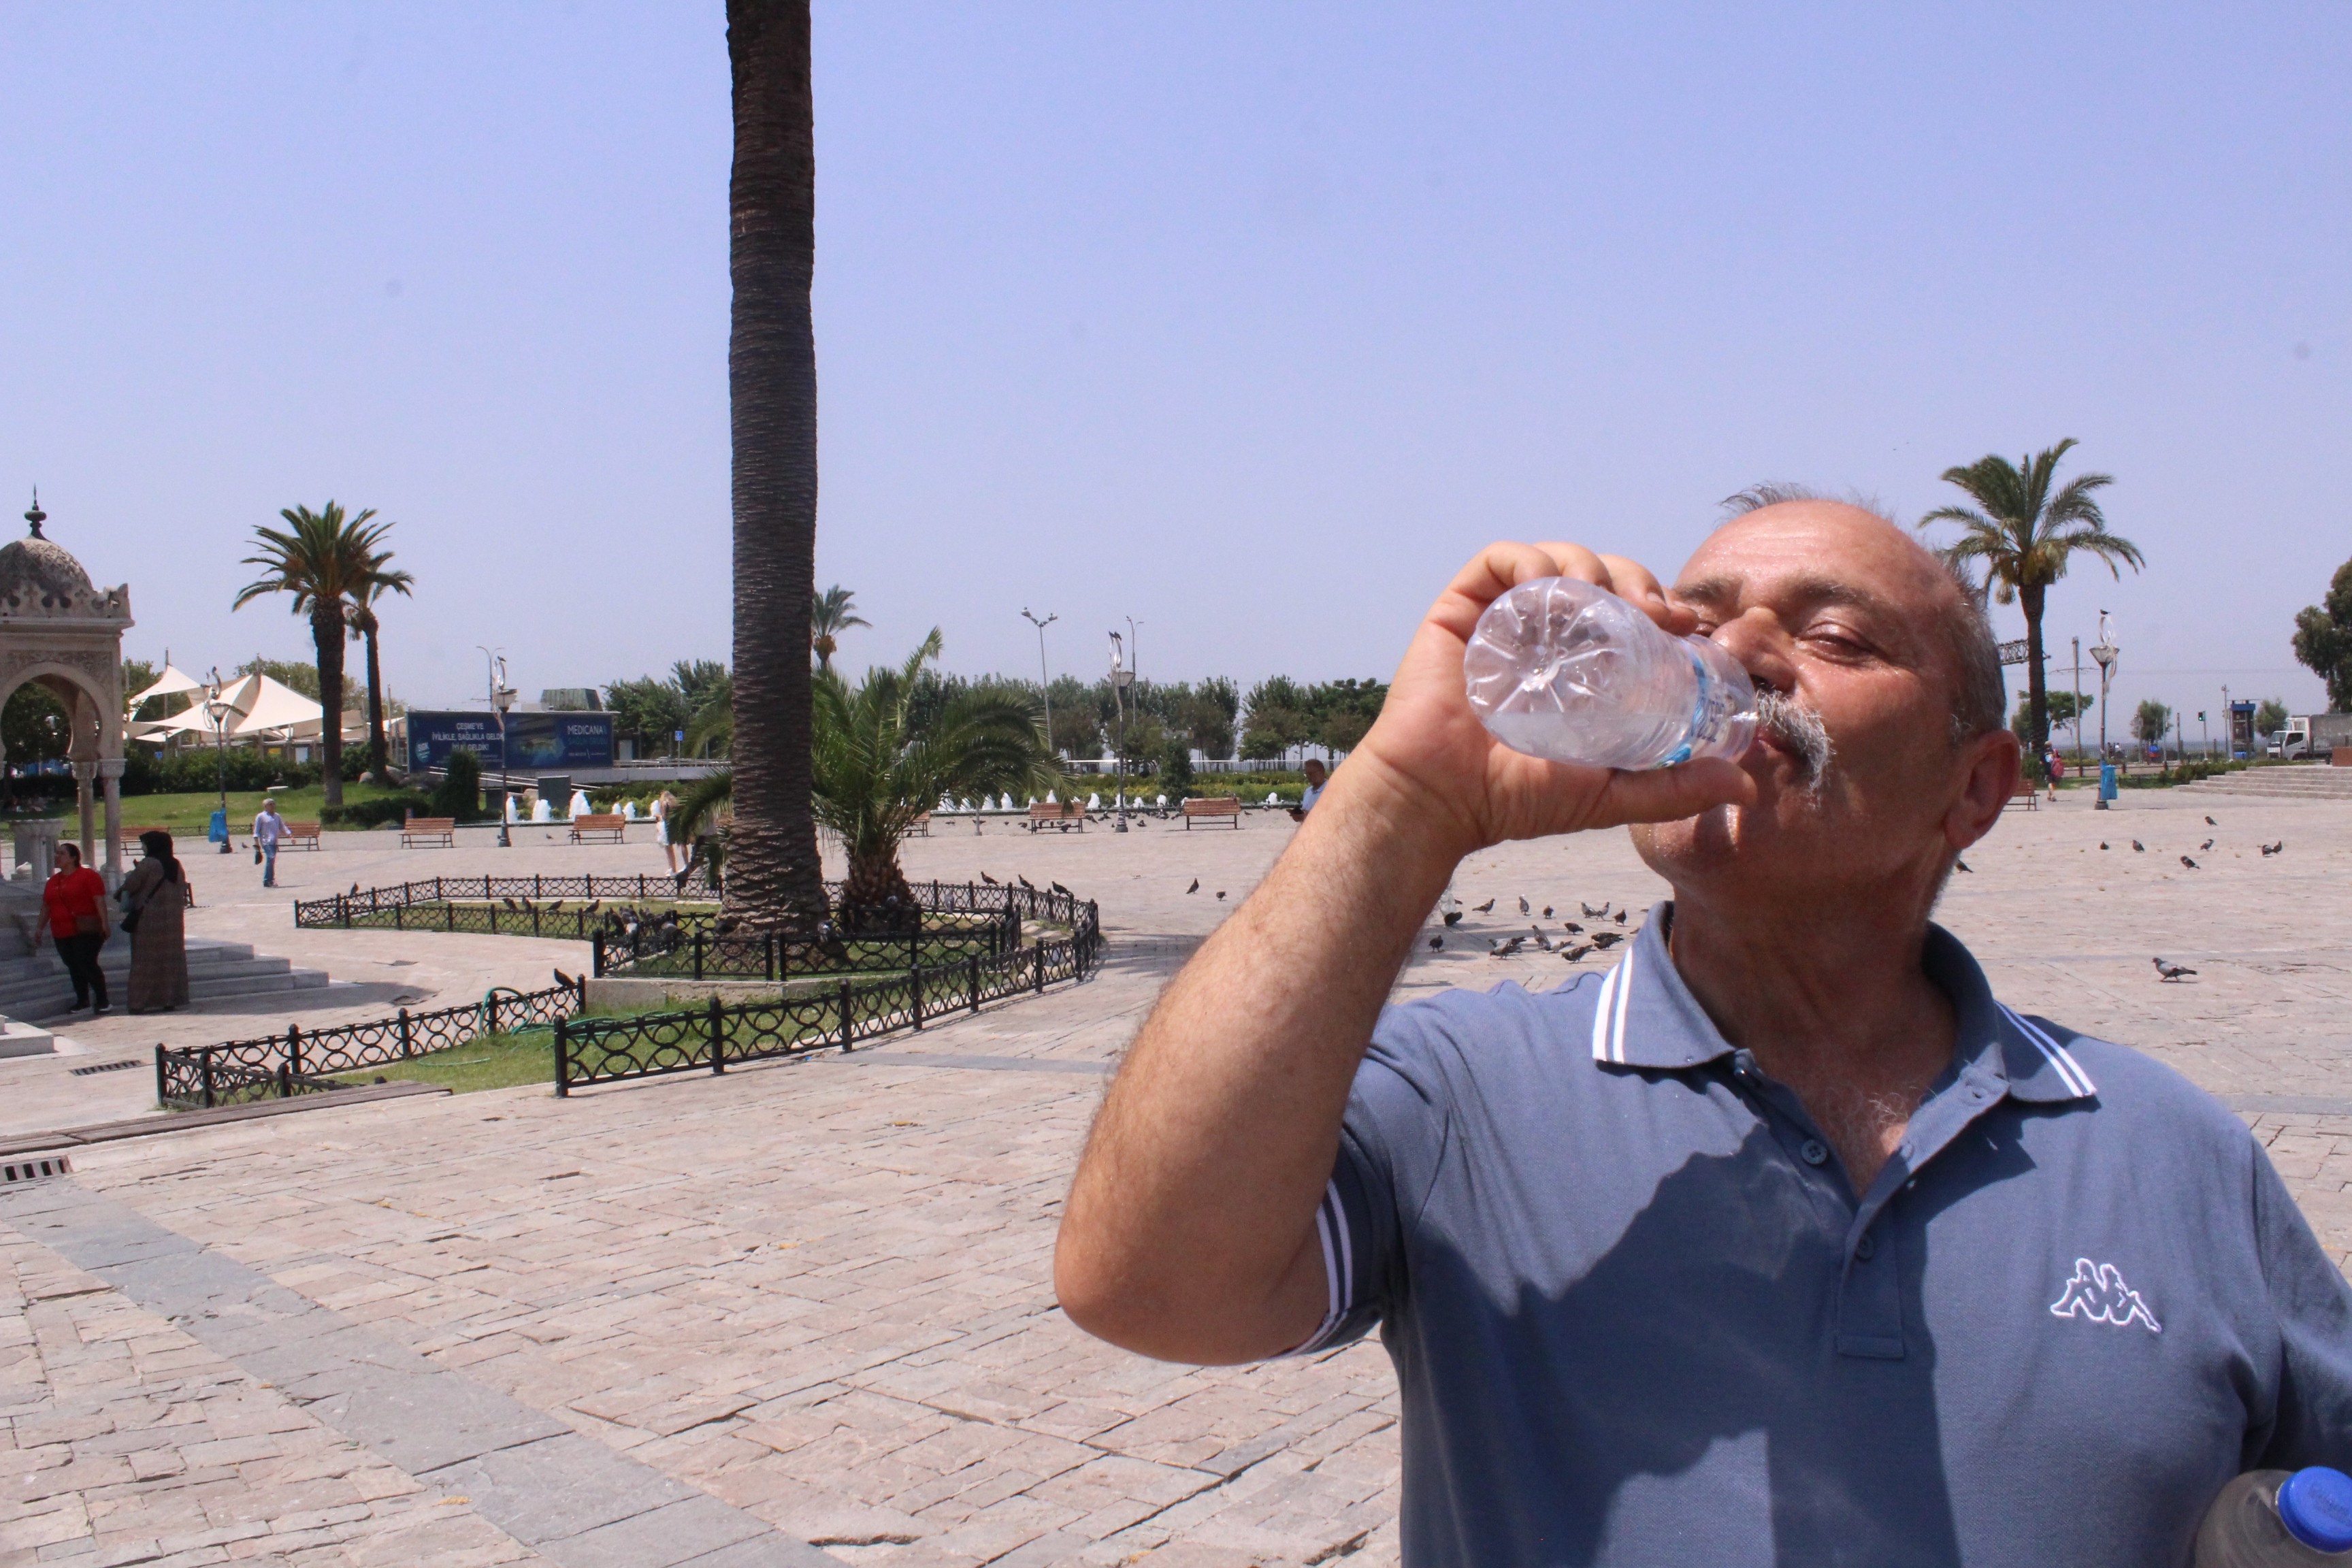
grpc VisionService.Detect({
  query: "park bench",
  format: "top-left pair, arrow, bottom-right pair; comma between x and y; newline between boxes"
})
906,811 -> 932,838
1181,796 -> 1243,830
1027,801 -> 1086,833
280,821 -> 321,850
2003,783 -> 2038,812
568,813 -> 626,845
400,816 -> 457,848
113,826 -> 171,852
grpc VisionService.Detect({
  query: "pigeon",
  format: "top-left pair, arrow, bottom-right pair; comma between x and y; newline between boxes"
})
1541,906 -> 1554,919
1427,936 -> 1443,950
1492,936 -> 1526,957
2200,839 -> 2214,852
1614,909 -> 1629,924
1441,909 -> 1463,927
1473,898 -> 1495,913
979,870 -> 997,884
1590,930 -> 1626,950
1582,901 -> 1610,918
1518,896 -> 1531,915
2153,958 -> 2198,982
2206,815 -> 2217,826
1186,879 -> 1200,894
2180,855 -> 2199,870
502,897 -> 521,911
1562,921 -> 1584,934
1563,944 -> 1594,961
553,967 -> 578,989
350,881 -> 361,896
1532,925 -> 1555,952
2261,840 -> 2285,857
1955,860 -> 1972,873
1051,881 -> 1073,897
2132,840 -> 2144,852
1017,875 -> 1037,890
1216,891 -> 1226,900
2100,842 -> 2109,850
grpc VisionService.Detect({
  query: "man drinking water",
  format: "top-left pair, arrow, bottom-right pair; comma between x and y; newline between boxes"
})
1056,495 -> 2352,1565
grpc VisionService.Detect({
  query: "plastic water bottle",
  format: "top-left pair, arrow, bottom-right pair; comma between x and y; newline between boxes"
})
1462,576 -> 1757,770
2195,1468 -> 2352,1564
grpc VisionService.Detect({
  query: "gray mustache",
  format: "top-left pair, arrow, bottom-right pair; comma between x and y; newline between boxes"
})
1754,690 -> 1831,782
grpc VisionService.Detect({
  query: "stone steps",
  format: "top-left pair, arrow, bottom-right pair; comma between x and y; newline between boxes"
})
0,938 -> 330,1020
2175,767 -> 2352,800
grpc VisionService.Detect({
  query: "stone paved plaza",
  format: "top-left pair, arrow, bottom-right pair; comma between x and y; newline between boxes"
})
4,783 -> 2351,1565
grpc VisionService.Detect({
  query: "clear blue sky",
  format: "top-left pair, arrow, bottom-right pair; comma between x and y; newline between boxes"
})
2,3 -> 2345,739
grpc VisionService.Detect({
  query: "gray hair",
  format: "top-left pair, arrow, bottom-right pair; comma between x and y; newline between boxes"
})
1718,483 -> 2006,745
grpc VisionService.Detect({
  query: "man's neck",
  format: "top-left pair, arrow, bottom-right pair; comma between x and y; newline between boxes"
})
1665,879 -> 1956,1193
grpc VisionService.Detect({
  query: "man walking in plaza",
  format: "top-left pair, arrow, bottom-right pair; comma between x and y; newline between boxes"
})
252,796 -> 287,888
1058,496 -> 2352,1565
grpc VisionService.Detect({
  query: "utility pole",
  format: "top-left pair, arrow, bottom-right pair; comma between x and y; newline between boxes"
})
2071,636 -> 2086,764
1022,609 -> 1058,755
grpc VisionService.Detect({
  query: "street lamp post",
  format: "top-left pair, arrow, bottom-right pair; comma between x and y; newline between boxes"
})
2089,611 -> 2118,811
1109,632 -> 1133,834
2070,636 -> 2087,764
1022,609 -> 1058,755
203,668 -> 235,853
479,646 -> 513,847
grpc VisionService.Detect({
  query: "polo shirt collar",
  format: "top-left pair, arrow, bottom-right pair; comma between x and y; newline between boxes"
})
1586,902 -> 2095,1106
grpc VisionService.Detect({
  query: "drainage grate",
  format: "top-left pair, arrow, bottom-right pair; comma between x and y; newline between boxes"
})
69,1060 -> 145,1077
3,1154 -> 71,1183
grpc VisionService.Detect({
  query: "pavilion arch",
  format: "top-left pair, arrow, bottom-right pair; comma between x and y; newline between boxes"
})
0,496 -> 132,886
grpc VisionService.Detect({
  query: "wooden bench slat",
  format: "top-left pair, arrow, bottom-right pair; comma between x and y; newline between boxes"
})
400,817 -> 457,847
1181,796 -> 1243,829
1026,801 -> 1086,833
568,813 -> 627,844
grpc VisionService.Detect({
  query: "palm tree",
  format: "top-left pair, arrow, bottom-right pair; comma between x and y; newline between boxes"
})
819,631 -> 1061,926
234,502 -> 395,806
1916,440 -> 2144,753
668,632 -> 1062,930
346,546 -> 415,781
811,585 -> 869,672
722,0 -> 827,934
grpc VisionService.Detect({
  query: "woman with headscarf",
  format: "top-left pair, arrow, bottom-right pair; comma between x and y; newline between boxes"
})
118,829 -> 190,1014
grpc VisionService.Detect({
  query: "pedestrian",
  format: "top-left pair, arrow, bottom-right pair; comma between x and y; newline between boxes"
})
653,789 -> 679,874
118,830 -> 190,1015
1287,759 -> 1329,823
35,840 -> 110,1017
252,796 -> 287,887
1059,499 -> 2352,1564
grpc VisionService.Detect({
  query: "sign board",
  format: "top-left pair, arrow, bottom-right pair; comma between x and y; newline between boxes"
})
404,711 -> 614,774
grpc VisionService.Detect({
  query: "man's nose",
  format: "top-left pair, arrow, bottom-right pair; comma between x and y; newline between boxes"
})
1709,609 -> 1795,695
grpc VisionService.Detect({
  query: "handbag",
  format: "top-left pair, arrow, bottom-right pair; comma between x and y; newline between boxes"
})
253,845 -> 263,864
118,905 -> 140,934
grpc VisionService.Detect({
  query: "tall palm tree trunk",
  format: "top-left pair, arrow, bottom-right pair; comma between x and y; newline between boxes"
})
363,622 -> 389,779
722,0 -> 828,932
2019,583 -> 2049,756
310,604 -> 348,806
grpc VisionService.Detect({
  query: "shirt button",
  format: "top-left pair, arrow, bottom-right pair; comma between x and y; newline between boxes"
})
1855,1235 -> 1878,1261
1799,1139 -> 1830,1166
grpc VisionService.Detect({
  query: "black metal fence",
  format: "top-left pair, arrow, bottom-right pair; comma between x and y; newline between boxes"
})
557,928 -> 1098,1092
155,981 -> 581,1110
293,871 -> 719,935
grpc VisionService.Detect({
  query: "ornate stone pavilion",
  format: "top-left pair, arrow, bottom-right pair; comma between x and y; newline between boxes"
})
0,493 -> 130,887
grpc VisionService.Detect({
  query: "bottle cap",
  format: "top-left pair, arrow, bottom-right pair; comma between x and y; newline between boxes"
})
2277,1467 -> 2352,1553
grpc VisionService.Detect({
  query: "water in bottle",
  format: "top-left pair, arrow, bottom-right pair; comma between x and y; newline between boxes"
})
1463,576 -> 1757,770
2195,1467 -> 2352,1565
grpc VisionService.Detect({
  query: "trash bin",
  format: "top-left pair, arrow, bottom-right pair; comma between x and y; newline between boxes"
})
2097,764 -> 2117,808
208,807 -> 229,844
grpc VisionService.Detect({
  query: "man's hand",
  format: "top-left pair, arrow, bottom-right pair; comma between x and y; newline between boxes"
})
1343,541 -> 1754,860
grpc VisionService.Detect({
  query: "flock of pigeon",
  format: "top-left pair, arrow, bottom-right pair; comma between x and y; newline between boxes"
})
1416,895 -> 1639,963
2111,815 -> 2289,985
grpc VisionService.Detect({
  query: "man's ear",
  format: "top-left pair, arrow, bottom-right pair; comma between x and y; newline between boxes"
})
1948,728 -> 2021,851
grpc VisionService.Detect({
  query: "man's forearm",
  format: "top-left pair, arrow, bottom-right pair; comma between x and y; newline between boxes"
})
1056,763 -> 1460,1362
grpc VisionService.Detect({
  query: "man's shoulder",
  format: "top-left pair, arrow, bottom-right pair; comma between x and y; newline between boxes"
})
1365,975 -> 1606,1085
1999,1004 -> 2253,1145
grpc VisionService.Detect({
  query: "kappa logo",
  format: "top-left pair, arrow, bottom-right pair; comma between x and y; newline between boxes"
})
2049,1258 -> 2161,1334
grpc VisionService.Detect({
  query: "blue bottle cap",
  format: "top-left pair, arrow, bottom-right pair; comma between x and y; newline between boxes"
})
2277,1467 -> 2352,1554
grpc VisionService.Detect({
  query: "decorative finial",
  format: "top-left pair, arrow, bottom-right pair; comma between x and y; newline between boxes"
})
24,488 -> 45,540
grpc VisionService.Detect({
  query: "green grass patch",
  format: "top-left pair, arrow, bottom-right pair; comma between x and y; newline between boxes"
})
44,781 -> 424,842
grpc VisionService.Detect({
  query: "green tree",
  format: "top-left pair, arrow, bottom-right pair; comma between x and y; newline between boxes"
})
346,543 -> 414,781
1157,733 -> 1196,800
1917,440 -> 2144,753
723,0 -> 827,933
1179,677 -> 1239,760
3,683 -> 69,768
233,502 -> 396,806
603,676 -> 689,757
431,747 -> 483,819
2255,698 -> 2291,737
683,667 -> 736,758
2291,557 -> 2352,711
2010,690 -> 2090,745
810,585 -> 869,673
2132,698 -> 2172,749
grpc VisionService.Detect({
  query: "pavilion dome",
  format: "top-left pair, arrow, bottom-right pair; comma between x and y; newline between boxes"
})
0,532 -> 96,610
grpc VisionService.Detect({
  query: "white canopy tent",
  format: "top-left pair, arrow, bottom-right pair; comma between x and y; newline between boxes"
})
128,671 -> 355,745
127,662 -> 203,710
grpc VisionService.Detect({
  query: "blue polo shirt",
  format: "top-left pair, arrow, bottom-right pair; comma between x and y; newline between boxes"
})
1296,908 -> 2352,1566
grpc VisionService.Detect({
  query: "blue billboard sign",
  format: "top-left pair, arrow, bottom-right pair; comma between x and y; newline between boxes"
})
405,712 -> 613,774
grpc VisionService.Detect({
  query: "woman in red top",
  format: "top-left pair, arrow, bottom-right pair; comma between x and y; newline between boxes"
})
38,842 -> 111,1015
